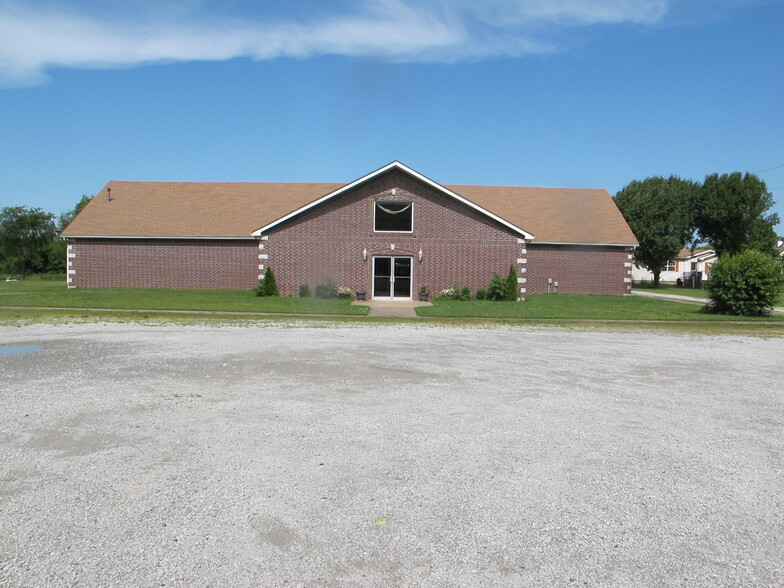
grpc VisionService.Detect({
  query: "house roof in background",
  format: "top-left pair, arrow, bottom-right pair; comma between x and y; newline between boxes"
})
675,248 -> 717,260
61,164 -> 638,246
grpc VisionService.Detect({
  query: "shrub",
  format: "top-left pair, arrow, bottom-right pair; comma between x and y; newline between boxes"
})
298,284 -> 311,298
476,288 -> 488,300
505,265 -> 519,301
486,273 -> 507,301
254,267 -> 279,297
337,286 -> 353,299
705,250 -> 784,316
437,286 -> 471,301
315,279 -> 339,299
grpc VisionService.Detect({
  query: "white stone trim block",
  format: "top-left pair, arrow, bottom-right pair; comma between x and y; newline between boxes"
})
520,267 -> 526,273
258,264 -> 265,271
517,277 -> 526,283
259,254 -> 268,260
261,236 -> 269,241
67,269 -> 76,275
520,248 -> 527,255
258,274 -> 264,280
517,239 -> 526,244
624,262 -> 632,267
624,277 -> 632,283
520,287 -> 526,294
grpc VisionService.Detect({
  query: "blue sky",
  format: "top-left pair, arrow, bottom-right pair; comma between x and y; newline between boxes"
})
1,0 -> 782,233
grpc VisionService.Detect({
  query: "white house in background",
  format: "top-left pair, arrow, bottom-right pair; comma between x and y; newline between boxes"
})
777,237 -> 784,258
632,248 -> 718,284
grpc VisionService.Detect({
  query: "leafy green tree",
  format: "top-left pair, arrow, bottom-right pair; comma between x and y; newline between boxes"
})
0,206 -> 57,278
695,172 -> 779,257
614,176 -> 698,286
705,250 -> 784,316
59,195 -> 92,231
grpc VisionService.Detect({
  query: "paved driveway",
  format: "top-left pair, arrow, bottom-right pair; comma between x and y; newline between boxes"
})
1,322 -> 782,586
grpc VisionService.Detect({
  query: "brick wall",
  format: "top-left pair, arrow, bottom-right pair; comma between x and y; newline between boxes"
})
526,244 -> 633,295
265,169 -> 521,297
68,239 -> 258,289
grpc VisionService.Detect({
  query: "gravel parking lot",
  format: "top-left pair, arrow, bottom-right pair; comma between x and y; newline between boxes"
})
1,322 -> 782,587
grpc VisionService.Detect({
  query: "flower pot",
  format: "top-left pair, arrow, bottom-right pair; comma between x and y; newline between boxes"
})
356,291 -> 366,301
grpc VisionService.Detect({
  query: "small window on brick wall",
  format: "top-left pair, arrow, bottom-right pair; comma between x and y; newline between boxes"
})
374,201 -> 413,232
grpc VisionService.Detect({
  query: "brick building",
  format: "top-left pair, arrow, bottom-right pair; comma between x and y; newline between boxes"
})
61,162 -> 638,298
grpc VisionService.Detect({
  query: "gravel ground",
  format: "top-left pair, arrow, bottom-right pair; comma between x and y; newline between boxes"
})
0,322 -> 782,587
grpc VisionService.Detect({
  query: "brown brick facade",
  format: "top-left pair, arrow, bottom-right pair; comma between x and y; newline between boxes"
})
67,239 -> 258,289
67,169 -> 632,296
526,244 -> 632,295
265,169 -> 521,297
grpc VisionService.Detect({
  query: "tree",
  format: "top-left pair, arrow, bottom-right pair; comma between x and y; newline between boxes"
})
694,172 -> 779,257
504,265 -> 519,301
614,176 -> 698,286
254,267 -> 279,297
59,195 -> 92,231
706,250 -> 784,316
0,206 -> 57,278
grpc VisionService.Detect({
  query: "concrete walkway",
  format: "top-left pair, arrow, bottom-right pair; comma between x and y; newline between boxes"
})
632,289 -> 784,313
631,290 -> 708,305
351,299 -> 431,318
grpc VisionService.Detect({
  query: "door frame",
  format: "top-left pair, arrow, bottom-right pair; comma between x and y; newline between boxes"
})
371,255 -> 413,300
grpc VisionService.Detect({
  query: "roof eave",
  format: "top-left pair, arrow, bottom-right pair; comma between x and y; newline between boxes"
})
532,241 -> 638,247
61,234 -> 256,240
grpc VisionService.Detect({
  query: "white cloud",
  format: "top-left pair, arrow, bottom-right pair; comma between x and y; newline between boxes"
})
0,0 -> 674,87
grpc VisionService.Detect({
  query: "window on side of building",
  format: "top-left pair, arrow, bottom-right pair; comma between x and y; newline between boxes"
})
374,201 -> 413,232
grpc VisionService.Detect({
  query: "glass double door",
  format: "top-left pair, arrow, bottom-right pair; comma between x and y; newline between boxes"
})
373,256 -> 412,299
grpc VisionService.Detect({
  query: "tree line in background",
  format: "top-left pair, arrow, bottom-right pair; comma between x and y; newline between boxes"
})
0,196 -> 92,278
614,171 -> 783,315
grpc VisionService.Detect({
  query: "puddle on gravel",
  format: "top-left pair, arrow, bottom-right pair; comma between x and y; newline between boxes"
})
0,344 -> 44,358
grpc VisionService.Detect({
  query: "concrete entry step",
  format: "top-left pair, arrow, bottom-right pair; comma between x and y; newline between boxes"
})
352,300 -> 432,318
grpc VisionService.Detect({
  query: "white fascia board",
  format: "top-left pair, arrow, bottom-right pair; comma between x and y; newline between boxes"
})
64,235 -> 255,240
251,161 -> 536,240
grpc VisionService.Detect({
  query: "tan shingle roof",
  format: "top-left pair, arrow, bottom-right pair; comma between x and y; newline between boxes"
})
448,184 -> 637,245
62,181 -> 342,239
62,177 -> 638,246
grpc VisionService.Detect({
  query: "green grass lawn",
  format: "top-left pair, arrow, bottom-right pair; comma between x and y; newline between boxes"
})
0,280 -> 369,316
416,294 -> 784,321
632,283 -> 710,299
2,279 -> 782,323
633,282 -> 784,305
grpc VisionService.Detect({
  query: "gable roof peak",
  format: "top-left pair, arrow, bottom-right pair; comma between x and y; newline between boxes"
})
251,161 -> 536,240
